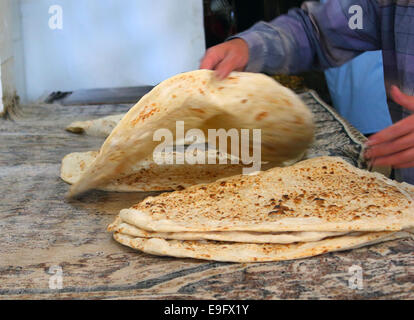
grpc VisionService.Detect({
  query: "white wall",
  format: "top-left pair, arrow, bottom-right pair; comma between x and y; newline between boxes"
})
19,0 -> 206,101
0,0 -> 25,108
0,67 -> 3,114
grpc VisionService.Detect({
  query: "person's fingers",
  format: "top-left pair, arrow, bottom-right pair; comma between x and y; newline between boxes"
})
365,131 -> 414,159
370,146 -> 414,167
199,52 -> 221,70
214,54 -> 241,80
199,46 -> 226,70
199,39 -> 249,79
199,54 -> 218,70
366,115 -> 414,146
366,86 -> 414,167
390,85 -> 414,112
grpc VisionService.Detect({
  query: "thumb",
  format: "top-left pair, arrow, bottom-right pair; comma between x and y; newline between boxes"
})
391,85 -> 414,112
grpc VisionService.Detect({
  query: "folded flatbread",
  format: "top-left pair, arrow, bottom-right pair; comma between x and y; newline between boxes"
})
68,70 -> 314,197
113,230 -> 412,263
108,216 -> 346,243
108,156 -> 414,262
66,114 -> 124,137
61,149 -> 255,192
118,157 -> 414,233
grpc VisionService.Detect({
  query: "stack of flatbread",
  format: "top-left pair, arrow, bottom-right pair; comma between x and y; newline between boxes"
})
108,156 -> 414,262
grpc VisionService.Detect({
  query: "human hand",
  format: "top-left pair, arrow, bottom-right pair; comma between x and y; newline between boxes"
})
199,38 -> 249,80
365,85 -> 414,168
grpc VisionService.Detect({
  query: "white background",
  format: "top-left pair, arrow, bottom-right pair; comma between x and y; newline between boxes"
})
18,0 -> 205,101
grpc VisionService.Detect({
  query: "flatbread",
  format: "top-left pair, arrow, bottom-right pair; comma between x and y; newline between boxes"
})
119,157 -> 414,233
66,114 -> 124,137
68,70 -> 314,197
112,230 -> 412,262
61,148 -> 253,192
108,216 -> 347,243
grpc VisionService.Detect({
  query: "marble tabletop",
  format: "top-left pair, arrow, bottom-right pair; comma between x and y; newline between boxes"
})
0,92 -> 412,299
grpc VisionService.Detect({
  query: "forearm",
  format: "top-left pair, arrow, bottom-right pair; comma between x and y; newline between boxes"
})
232,0 -> 381,75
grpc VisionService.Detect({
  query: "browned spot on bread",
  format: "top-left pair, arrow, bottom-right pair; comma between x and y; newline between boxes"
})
190,107 -> 205,114
131,106 -> 160,125
294,115 -> 304,124
255,112 -> 268,121
281,98 -> 293,106
268,211 -> 280,216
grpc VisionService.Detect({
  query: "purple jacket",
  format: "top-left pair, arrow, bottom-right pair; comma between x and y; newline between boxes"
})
233,0 -> 414,97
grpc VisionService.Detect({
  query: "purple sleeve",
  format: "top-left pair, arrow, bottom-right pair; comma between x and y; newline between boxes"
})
230,0 -> 381,74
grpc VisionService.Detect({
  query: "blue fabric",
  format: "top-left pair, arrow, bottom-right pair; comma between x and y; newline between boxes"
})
319,0 -> 392,134
324,51 -> 392,134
